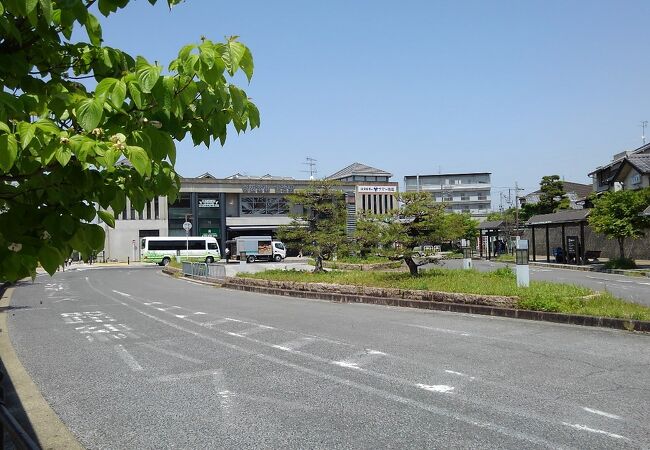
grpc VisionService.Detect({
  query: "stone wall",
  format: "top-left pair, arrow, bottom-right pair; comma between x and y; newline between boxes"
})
228,277 -> 517,308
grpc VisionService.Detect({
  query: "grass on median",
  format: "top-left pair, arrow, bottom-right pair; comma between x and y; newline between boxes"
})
241,267 -> 650,321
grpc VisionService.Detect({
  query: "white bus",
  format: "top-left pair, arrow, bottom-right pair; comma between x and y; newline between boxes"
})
141,236 -> 221,265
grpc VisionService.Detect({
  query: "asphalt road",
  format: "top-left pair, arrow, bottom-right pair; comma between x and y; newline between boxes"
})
437,259 -> 650,306
8,266 -> 650,449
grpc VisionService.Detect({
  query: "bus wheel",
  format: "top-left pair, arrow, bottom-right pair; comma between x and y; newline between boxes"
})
162,257 -> 171,266
274,254 -> 282,262
247,255 -> 255,263
205,256 -> 214,264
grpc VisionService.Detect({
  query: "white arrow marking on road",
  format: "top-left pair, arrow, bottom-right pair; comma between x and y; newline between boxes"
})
416,384 -> 455,393
582,407 -> 621,420
561,423 -> 628,440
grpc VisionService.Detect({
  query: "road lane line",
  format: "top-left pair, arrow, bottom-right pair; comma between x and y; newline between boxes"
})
332,349 -> 387,371
112,290 -> 132,297
138,342 -> 203,364
445,370 -> 475,380
271,337 -> 315,352
416,384 -> 455,394
151,369 -> 219,382
115,344 -> 143,371
83,278 -> 609,448
405,323 -> 471,336
582,407 -> 621,420
561,422 -> 629,440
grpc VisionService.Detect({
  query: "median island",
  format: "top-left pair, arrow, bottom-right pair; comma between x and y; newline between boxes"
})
239,267 -> 650,322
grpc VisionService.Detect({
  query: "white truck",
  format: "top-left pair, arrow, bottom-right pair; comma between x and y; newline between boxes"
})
225,236 -> 286,263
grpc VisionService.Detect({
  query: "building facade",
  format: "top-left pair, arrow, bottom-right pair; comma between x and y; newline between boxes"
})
588,143 -> 650,193
101,163 -> 398,261
403,172 -> 491,220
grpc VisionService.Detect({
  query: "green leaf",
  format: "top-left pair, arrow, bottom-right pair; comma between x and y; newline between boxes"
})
84,224 -> 106,250
247,102 -> 260,129
96,77 -> 118,99
39,0 -> 53,23
34,119 -> 60,135
85,13 -> 102,46
0,133 -> 18,172
136,57 -> 162,93
38,245 -> 62,276
76,98 -> 104,131
220,39 -> 246,76
128,82 -> 143,109
25,0 -> 38,15
0,121 -> 10,134
98,210 -> 115,228
111,80 -> 127,108
126,145 -> 151,176
17,122 -> 36,149
55,147 -> 72,166
144,128 -> 175,162
239,47 -> 254,82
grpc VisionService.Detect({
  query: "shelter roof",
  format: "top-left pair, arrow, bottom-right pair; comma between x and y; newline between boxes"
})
477,220 -> 504,230
642,206 -> 650,216
525,209 -> 590,226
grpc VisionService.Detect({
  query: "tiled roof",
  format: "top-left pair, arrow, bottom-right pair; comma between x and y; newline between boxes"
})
588,142 -> 650,176
224,173 -> 295,180
524,181 -> 592,199
626,155 -> 650,174
477,220 -> 504,230
642,205 -> 650,216
526,209 -> 590,226
326,162 -> 393,180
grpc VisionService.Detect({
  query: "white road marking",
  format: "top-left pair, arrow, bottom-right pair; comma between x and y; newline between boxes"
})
199,319 -> 231,328
138,342 -> 203,364
237,325 -> 275,336
151,370 -> 220,382
226,332 -> 243,337
87,281 -> 561,448
112,290 -> 131,297
406,323 -> 471,337
333,361 -> 362,370
445,370 -> 475,380
272,337 -> 315,352
416,384 -> 455,393
224,317 -> 243,322
193,312 -> 207,315
115,344 -> 143,371
561,422 -> 628,440
174,315 -> 187,319
582,407 -> 621,420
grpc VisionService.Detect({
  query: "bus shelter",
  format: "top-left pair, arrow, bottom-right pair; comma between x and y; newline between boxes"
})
477,220 -> 504,260
525,210 -> 590,265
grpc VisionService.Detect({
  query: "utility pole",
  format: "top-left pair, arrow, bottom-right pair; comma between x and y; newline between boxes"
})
514,181 -> 524,235
302,157 -> 318,180
642,121 -> 648,145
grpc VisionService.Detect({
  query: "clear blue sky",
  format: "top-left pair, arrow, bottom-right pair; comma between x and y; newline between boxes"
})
99,0 -> 650,207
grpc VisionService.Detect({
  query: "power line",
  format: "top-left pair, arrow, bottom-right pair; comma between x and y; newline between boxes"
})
301,157 -> 318,180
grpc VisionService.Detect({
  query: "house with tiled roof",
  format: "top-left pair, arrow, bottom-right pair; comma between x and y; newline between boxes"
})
520,181 -> 593,209
588,142 -> 650,193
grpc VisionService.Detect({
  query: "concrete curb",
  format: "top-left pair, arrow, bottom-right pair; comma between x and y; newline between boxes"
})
528,261 -> 650,277
0,285 -> 84,450
221,278 -> 650,333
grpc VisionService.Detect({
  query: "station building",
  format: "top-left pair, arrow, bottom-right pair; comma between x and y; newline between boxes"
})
101,163 -> 398,261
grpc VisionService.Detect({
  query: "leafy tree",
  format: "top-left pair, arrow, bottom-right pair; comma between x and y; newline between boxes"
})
0,0 -> 258,281
443,212 -> 478,244
352,212 -> 383,258
486,208 -> 516,223
588,188 -> 650,260
277,181 -> 347,272
519,175 -> 568,220
374,192 -> 447,276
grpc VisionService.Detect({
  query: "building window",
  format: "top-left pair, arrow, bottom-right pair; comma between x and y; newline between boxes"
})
460,192 -> 469,201
241,196 -> 289,215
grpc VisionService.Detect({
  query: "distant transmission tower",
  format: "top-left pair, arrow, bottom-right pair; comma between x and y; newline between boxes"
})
302,157 -> 318,180
641,121 -> 648,145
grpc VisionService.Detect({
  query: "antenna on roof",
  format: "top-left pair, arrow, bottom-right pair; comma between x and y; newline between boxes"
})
641,121 -> 648,145
302,156 -> 318,180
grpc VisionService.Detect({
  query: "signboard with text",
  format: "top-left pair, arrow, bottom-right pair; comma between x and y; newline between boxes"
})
357,186 -> 397,193
198,199 -> 220,208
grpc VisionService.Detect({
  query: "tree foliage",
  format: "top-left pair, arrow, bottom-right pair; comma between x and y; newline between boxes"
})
0,0 -> 258,280
520,175 -> 568,220
368,192 -> 447,276
588,188 -> 650,259
277,181 -> 348,272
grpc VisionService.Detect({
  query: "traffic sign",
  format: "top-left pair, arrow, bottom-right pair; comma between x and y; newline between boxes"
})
182,221 -> 192,232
